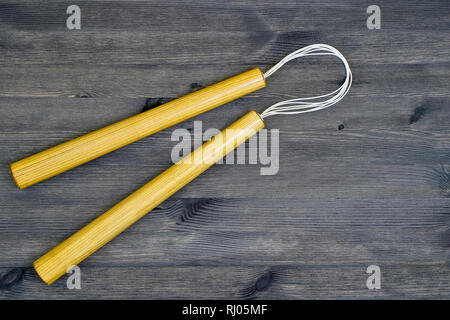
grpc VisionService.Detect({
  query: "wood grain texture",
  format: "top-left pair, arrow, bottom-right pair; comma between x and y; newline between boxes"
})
0,0 -> 449,299
2,265 -> 450,299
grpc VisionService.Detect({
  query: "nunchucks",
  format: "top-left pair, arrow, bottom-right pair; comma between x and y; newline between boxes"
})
33,44 -> 352,285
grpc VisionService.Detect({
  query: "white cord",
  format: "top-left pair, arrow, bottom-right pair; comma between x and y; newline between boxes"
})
260,44 -> 352,119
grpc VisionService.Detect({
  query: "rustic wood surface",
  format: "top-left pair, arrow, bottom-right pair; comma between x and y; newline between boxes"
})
0,0 -> 449,299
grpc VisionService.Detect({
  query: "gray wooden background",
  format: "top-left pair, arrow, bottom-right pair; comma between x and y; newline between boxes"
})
0,0 -> 449,299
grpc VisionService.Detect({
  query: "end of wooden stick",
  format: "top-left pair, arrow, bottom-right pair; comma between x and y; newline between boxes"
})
33,260 -> 53,286
10,163 -> 25,190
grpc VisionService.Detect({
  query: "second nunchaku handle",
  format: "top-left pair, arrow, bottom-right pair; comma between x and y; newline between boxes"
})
33,111 -> 264,285
10,68 -> 265,189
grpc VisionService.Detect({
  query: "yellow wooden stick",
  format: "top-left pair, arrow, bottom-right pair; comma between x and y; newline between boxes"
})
11,68 -> 265,189
33,111 -> 264,285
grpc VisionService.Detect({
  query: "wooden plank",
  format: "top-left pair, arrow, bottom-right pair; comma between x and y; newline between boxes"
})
1,265 -> 449,299
1,61 -> 449,98
1,0 -> 448,34
1,30 -> 449,66
0,198 -> 448,267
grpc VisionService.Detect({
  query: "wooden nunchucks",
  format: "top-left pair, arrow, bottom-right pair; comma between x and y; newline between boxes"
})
31,44 -> 352,285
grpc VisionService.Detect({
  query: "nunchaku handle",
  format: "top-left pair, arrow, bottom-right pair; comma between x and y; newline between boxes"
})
10,68 -> 265,189
33,111 -> 265,285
